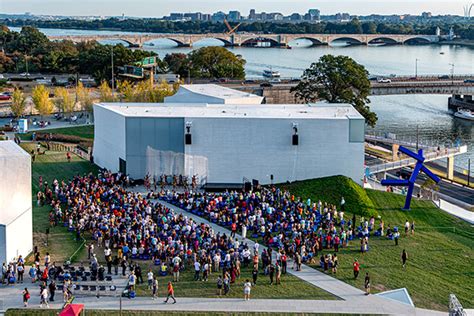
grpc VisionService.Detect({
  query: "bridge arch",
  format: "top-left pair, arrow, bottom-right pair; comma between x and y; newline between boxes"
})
403,36 -> 432,45
368,37 -> 400,45
192,37 -> 233,47
329,36 -> 364,46
289,37 -> 326,47
97,38 -> 138,47
240,37 -> 281,47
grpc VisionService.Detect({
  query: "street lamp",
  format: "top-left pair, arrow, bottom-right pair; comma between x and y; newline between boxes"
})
415,58 -> 419,78
449,63 -> 455,84
111,45 -> 115,96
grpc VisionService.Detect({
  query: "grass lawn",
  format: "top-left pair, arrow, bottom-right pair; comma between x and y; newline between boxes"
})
18,142 -> 334,301
20,142 -> 99,265
18,125 -> 94,141
279,176 -> 474,311
132,264 -> 336,300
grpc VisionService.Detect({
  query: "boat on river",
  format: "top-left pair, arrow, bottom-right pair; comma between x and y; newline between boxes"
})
263,69 -> 281,78
454,108 -> 474,121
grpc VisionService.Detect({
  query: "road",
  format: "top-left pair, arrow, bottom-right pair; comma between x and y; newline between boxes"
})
365,155 -> 474,206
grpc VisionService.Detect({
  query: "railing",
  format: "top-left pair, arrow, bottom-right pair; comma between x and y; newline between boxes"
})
368,146 -> 467,174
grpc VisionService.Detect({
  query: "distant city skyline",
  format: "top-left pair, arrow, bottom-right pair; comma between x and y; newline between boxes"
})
0,0 -> 469,17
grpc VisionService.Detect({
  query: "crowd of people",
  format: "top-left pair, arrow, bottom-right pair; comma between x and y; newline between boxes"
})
1,169 -> 417,307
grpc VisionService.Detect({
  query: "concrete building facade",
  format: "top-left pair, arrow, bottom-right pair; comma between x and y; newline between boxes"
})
0,141 -> 32,264
93,101 -> 365,186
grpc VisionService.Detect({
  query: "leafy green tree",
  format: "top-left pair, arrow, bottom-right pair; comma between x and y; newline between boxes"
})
164,53 -> 190,78
291,54 -> 377,127
10,89 -> 27,118
188,47 -> 246,79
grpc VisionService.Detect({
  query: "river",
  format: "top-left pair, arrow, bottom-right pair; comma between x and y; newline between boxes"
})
10,27 -> 474,169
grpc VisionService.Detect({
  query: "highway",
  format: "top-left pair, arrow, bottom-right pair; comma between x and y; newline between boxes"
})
365,155 -> 474,206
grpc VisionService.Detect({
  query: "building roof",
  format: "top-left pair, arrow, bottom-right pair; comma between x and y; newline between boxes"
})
164,84 -> 264,104
0,140 -> 30,158
95,102 -> 364,120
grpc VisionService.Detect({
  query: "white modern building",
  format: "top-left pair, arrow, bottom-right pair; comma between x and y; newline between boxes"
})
93,97 -> 365,186
164,84 -> 264,104
0,141 -> 32,264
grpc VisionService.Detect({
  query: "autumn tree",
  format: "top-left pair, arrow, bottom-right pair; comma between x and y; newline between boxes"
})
99,80 -> 116,102
10,89 -> 27,118
32,85 -> 54,118
76,82 -> 94,112
54,87 -> 75,114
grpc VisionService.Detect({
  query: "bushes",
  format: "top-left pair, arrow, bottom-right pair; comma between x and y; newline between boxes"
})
278,175 -> 378,218
34,132 -> 92,148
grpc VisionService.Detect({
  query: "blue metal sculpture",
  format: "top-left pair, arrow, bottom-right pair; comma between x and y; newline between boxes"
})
381,146 -> 440,210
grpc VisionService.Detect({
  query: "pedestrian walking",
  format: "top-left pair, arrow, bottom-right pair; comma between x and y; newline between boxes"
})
48,281 -> 56,302
410,221 -> 415,235
353,259 -> 360,279
332,254 -> 338,274
401,249 -> 408,268
252,267 -> 258,285
147,269 -> 154,289
22,288 -> 30,307
216,276 -> 223,295
243,279 -> 252,301
364,272 -> 371,295
164,281 -> 176,304
152,278 -> 158,300
40,287 -> 49,308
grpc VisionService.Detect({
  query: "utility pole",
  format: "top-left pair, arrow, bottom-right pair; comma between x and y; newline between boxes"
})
449,63 -> 455,84
25,54 -> 29,78
416,124 -> 419,151
415,58 -> 419,78
111,46 -> 115,96
468,158 -> 471,187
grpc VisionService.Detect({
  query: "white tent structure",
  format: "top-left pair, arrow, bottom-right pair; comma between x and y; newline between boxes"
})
0,141 -> 32,264
164,84 -> 264,104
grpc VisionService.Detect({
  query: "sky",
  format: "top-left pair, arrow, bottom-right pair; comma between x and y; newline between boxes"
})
0,0 -> 469,17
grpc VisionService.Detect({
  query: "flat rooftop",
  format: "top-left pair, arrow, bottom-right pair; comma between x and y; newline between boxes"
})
95,102 -> 364,120
178,84 -> 262,100
0,141 -> 29,158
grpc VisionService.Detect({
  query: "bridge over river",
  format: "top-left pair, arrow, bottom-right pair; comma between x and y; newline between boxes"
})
226,77 -> 474,106
47,33 -> 440,48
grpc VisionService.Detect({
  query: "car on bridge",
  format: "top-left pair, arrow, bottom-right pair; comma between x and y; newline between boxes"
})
464,79 -> 474,83
377,78 -> 392,83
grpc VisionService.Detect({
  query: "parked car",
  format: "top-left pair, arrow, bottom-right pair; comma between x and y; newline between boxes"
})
377,78 -> 392,83
0,94 -> 11,100
438,75 -> 450,79
464,79 -> 474,83
260,82 -> 273,87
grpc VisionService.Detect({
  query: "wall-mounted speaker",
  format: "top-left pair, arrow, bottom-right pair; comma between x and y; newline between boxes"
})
292,134 -> 299,146
185,133 -> 192,145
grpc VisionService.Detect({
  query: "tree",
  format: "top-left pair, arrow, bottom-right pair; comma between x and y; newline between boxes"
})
76,82 -> 94,112
99,80 -> 116,102
54,87 -> 75,114
188,47 -> 246,79
10,89 -> 27,118
32,85 -> 54,117
291,54 -> 377,127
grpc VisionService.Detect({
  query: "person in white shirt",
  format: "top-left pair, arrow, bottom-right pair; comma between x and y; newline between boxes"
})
243,279 -> 252,301
40,287 -> 49,308
194,261 -> 201,281
147,269 -> 154,289
172,256 -> 181,282
241,223 -> 247,240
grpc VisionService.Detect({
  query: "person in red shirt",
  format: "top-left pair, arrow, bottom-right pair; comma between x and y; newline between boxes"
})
164,281 -> 176,304
231,222 -> 237,238
353,259 -> 360,279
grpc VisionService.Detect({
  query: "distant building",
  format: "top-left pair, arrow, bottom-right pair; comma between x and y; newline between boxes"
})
212,11 -> 226,22
308,9 -> 321,21
169,13 -> 184,21
228,11 -> 241,21
184,12 -> 202,21
290,13 -> 302,21
249,9 -> 256,20
421,12 -> 432,19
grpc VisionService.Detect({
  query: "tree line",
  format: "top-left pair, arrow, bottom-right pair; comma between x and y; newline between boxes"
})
3,17 -> 474,39
0,26 -> 246,82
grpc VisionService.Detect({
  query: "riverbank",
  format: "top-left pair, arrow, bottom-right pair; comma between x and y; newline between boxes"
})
439,39 -> 474,47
